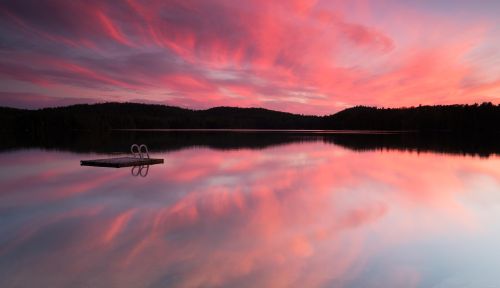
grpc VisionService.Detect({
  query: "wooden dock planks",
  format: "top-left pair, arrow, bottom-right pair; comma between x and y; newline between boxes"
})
80,157 -> 164,168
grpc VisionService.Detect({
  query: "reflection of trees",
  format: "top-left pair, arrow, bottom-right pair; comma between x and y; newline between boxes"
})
3,130 -> 500,158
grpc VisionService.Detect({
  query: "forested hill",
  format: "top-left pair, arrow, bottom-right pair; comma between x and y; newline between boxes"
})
0,103 -> 321,132
324,103 -> 500,132
1,102 -> 500,133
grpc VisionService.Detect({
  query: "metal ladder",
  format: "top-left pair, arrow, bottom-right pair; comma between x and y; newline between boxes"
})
130,144 -> 151,177
130,144 -> 150,159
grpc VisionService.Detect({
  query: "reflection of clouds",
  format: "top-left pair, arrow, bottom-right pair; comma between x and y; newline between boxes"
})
1,144 -> 500,287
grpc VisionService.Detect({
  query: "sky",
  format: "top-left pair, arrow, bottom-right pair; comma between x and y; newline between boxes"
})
0,0 -> 498,115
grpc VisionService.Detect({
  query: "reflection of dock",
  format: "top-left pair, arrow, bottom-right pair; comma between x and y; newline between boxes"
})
81,157 -> 163,168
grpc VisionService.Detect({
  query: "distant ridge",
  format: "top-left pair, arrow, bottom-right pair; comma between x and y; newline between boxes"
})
1,102 -> 500,133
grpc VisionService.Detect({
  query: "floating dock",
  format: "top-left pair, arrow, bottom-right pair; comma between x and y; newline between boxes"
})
80,157 -> 164,168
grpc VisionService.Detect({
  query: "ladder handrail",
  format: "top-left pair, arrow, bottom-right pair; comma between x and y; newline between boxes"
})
139,144 -> 150,159
130,144 -> 150,159
131,144 -> 141,158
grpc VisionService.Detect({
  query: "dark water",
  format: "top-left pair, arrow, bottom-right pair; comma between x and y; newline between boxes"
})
1,131 -> 500,287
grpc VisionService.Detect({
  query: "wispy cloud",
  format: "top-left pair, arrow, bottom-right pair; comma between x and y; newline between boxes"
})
0,0 -> 498,114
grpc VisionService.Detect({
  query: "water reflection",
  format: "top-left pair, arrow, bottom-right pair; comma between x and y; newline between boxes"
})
131,165 -> 149,177
3,130 -> 500,157
1,139 -> 500,287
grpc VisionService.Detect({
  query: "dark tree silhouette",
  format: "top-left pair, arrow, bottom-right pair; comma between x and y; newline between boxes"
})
323,102 -> 500,132
1,102 -> 500,133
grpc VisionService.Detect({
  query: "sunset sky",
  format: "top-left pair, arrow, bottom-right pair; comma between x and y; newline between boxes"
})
0,0 -> 498,114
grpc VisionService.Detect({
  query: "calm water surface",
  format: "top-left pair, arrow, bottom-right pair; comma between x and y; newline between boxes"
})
1,132 -> 500,287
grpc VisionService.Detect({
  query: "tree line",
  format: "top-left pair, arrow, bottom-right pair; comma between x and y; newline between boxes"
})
1,102 -> 500,133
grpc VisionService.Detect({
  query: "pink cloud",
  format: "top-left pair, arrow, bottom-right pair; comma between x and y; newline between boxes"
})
0,92 -> 100,109
0,0 -> 498,114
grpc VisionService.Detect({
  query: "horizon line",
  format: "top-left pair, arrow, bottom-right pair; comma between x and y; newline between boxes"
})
1,100 -> 498,117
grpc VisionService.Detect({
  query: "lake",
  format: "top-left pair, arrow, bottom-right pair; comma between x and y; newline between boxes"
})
1,131 -> 500,288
